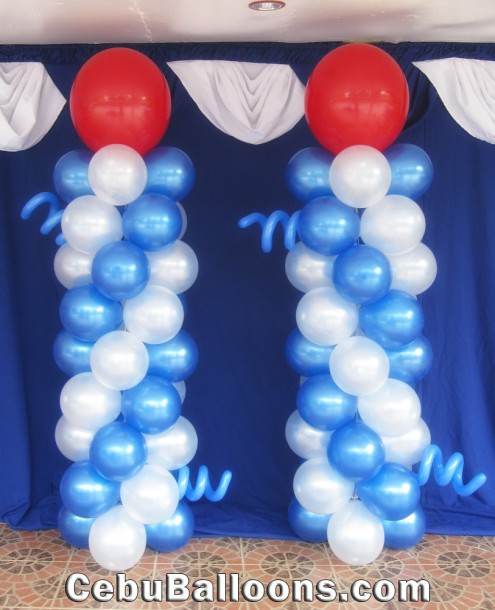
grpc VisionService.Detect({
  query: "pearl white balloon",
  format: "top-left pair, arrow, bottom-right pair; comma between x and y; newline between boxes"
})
124,285 -> 184,344
293,457 -> 355,515
53,244 -> 93,289
89,505 -> 146,571
381,418 -> 431,467
285,411 -> 332,459
328,499 -> 384,565
296,287 -> 358,347
388,242 -> 437,295
330,336 -> 389,396
146,241 -> 199,294
61,195 -> 123,254
360,195 -> 426,255
172,380 -> 186,404
358,379 -> 421,437
88,144 -> 147,206
60,372 -> 121,430
90,330 -> 149,391
144,416 -> 198,470
285,242 -> 335,293
329,145 -> 391,208
55,416 -> 95,462
120,464 -> 180,524
177,202 -> 188,239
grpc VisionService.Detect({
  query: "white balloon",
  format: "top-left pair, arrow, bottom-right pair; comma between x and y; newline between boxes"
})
60,372 -> 121,430
55,416 -> 95,462
329,145 -> 391,208
144,416 -> 198,470
146,241 -> 199,294
330,336 -> 389,396
177,202 -> 188,239
328,499 -> 384,565
285,411 -> 332,459
388,242 -> 437,295
90,330 -> 149,391
360,195 -> 426,255
88,144 -> 147,206
358,379 -> 421,437
172,380 -> 186,404
296,287 -> 358,347
120,464 -> 180,524
381,418 -> 431,467
89,505 -> 146,571
61,195 -> 123,254
53,243 -> 93,289
285,242 -> 335,293
124,285 -> 184,344
293,457 -> 354,515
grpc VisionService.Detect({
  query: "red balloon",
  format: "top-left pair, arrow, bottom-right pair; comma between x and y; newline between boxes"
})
70,48 -> 171,155
305,44 -> 409,154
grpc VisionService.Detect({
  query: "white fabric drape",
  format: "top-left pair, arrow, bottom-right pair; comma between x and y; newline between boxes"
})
414,58 -> 495,144
168,60 -> 305,145
0,62 -> 66,152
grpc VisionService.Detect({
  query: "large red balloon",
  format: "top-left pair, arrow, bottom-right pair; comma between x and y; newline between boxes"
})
70,48 -> 171,155
305,44 -> 409,154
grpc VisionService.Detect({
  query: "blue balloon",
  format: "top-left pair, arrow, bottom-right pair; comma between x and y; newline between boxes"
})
288,497 -> 330,542
144,146 -> 195,201
59,284 -> 123,341
285,328 -> 334,377
385,335 -> 433,385
360,290 -> 424,349
145,501 -> 195,552
58,506 -> 95,548
298,196 -> 360,256
297,374 -> 356,431
357,462 -> 421,521
53,150 -> 93,203
334,245 -> 391,305
59,460 -> 120,518
122,376 -> 182,434
91,241 -> 150,301
146,331 -> 198,382
385,144 -> 434,200
382,506 -> 426,550
123,193 -> 183,251
328,421 -> 385,482
90,422 -> 147,482
285,147 -> 334,203
53,329 -> 94,376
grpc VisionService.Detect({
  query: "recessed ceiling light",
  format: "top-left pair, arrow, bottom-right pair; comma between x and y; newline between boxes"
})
249,1 -> 286,11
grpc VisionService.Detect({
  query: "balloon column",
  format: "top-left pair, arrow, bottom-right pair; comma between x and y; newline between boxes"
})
23,48 -> 230,571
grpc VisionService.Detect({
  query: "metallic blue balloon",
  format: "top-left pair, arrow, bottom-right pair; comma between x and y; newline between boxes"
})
53,329 -> 94,376
385,335 -> 433,385
298,196 -> 360,256
58,506 -> 95,548
382,505 -> 426,550
91,241 -> 150,301
357,462 -> 421,521
297,374 -> 357,431
144,146 -> 195,201
288,497 -> 330,542
59,460 -> 120,518
385,144 -> 434,199
328,421 -> 385,482
146,330 -> 198,382
90,422 -> 147,482
145,501 -> 195,552
285,328 -> 334,377
334,245 -> 392,305
122,375 -> 182,434
59,284 -> 123,341
359,290 -> 424,349
53,150 -> 93,203
123,193 -> 183,252
285,147 -> 334,203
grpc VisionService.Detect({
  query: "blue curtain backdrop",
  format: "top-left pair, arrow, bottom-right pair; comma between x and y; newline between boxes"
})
0,42 -> 494,537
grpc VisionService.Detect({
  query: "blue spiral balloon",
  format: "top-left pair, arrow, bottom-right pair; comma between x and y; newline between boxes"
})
285,328 -> 334,377
177,465 -> 232,502
58,506 -> 95,549
285,147 -> 334,203
297,374 -> 357,431
288,497 -> 330,542
90,422 -> 147,482
382,506 -> 426,550
53,150 -> 93,203
145,501 -> 195,552
146,330 -> 199,382
53,330 -> 94,376
144,146 -> 195,201
385,143 -> 434,200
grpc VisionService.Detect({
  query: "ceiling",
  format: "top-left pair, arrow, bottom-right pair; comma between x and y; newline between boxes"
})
1,0 -> 495,46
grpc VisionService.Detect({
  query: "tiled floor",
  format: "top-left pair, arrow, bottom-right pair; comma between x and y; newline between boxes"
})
0,524 -> 494,609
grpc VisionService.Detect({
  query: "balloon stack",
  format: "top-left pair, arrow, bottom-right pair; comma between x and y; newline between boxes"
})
22,48 -> 231,571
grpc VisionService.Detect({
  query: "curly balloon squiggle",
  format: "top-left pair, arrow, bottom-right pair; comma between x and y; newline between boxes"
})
21,191 -> 65,245
238,210 -> 300,253
177,465 -> 232,502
